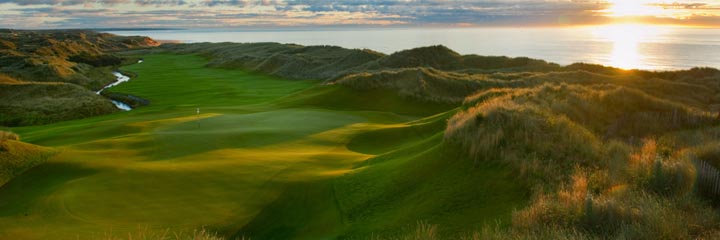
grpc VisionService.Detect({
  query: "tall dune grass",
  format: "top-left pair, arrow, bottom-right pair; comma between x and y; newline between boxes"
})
101,227 -> 233,240
0,130 -> 19,141
0,131 -> 55,186
441,78 -> 720,239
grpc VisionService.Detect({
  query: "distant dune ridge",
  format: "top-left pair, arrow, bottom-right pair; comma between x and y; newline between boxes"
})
159,43 -> 560,81
159,42 -> 720,106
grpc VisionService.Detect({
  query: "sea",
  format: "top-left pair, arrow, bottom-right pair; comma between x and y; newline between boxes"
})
108,25 -> 720,71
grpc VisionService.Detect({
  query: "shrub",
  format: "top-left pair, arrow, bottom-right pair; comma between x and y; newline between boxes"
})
68,53 -> 122,67
511,175 -> 718,239
629,139 -> 696,197
0,131 -> 19,142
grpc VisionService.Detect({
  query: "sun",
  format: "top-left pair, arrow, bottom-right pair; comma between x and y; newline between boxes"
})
605,0 -> 661,17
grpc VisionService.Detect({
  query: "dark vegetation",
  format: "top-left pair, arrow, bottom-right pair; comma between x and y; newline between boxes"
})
68,53 -> 122,67
0,29 -> 159,126
0,80 -> 118,126
100,91 -> 150,108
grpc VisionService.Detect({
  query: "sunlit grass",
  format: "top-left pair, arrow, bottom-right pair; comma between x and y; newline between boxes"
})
1,53 -> 515,239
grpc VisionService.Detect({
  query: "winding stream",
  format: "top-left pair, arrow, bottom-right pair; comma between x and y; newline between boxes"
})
97,72 -> 133,111
96,60 -> 141,111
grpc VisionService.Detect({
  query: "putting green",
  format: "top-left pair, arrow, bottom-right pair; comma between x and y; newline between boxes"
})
1,54 -> 526,239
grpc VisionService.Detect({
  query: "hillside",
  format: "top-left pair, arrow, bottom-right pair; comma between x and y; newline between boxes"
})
0,29 -> 159,126
159,42 -> 385,80
0,79 -> 118,126
441,83 -> 720,239
0,131 -> 54,187
0,29 -> 158,88
357,45 -> 560,72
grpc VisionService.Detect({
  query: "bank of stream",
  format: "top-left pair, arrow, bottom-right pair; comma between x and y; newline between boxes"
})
96,61 -> 141,111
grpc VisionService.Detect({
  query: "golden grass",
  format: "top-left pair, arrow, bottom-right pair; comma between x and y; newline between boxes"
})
440,69 -> 720,238
101,227 -> 234,240
0,130 -> 19,141
0,131 -> 55,186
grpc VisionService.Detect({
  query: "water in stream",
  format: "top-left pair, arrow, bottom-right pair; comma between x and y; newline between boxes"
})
97,71 -> 133,111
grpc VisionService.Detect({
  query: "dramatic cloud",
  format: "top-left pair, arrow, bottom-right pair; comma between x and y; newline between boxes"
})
0,0 -> 719,28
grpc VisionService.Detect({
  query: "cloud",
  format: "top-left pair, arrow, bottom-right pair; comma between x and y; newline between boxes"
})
135,0 -> 187,6
0,0 -> 188,5
200,0 -> 246,7
0,0 -> 130,5
0,0 -> 719,28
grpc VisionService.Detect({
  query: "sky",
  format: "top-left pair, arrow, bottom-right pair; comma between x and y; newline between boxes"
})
1,0 -> 720,29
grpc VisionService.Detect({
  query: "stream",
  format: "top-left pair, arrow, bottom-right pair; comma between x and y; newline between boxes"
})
96,60 -> 141,111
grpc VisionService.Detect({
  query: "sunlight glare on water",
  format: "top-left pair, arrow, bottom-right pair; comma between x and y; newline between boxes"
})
591,24 -> 671,70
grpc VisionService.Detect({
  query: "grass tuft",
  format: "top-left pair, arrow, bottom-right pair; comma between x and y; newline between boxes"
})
0,130 -> 19,141
101,227 -> 235,240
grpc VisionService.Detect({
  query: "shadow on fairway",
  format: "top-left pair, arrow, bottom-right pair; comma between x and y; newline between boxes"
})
0,162 -> 98,217
142,109 -> 365,160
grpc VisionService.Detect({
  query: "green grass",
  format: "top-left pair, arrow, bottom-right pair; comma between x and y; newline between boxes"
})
0,136 -> 55,187
0,54 -> 526,239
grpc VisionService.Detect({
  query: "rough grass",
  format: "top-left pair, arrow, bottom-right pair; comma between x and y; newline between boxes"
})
0,82 -> 118,126
101,227 -> 231,240
443,84 -> 694,184
1,29 -> 157,88
329,68 -> 495,103
0,130 -> 19,141
442,68 -> 720,239
158,42 -> 384,80
0,131 -> 54,187
159,43 -> 560,84
0,29 -> 162,127
0,74 -> 22,84
363,45 -> 560,72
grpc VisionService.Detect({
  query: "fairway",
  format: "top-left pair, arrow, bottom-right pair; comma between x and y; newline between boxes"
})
0,54 -> 526,239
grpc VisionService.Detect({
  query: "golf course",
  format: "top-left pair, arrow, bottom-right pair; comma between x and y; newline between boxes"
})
4,1 -> 720,237
4,32 -> 720,239
0,53 -> 526,239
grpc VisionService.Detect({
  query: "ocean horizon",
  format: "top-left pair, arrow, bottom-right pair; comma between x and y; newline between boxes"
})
109,25 -> 720,71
